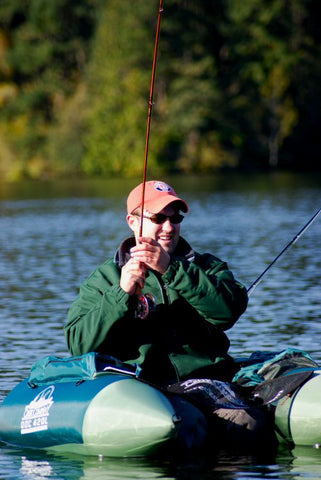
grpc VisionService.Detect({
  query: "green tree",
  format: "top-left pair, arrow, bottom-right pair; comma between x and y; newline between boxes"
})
154,0 -> 235,172
217,0 -> 301,168
0,0 -> 98,178
82,0 -> 155,176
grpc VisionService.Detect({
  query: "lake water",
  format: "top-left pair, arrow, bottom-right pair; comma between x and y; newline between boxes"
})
0,172 -> 321,479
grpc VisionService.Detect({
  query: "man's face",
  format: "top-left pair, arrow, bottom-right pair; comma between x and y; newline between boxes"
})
128,203 -> 182,254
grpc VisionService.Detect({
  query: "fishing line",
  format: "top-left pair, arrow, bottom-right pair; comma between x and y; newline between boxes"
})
140,0 -> 164,237
247,208 -> 321,297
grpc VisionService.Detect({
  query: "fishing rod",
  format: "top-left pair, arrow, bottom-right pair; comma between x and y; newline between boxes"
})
139,0 -> 164,237
247,208 -> 321,297
135,1 -> 164,319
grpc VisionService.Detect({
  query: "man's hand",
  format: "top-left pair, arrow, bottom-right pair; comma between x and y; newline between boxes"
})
120,258 -> 146,295
129,237 -> 170,275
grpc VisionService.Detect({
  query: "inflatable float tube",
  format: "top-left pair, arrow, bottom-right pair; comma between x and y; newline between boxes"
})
0,372 -> 207,457
1,350 -> 321,457
274,368 -> 321,448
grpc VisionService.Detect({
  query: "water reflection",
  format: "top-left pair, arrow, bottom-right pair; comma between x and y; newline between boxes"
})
0,446 -> 319,480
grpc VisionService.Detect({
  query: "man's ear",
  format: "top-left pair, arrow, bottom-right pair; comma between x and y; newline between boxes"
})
127,214 -> 138,233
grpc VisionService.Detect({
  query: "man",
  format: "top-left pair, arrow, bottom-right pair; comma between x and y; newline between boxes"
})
65,180 -> 276,451
65,180 -> 248,385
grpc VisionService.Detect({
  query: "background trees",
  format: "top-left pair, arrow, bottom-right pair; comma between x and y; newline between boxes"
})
0,0 -> 97,179
0,0 -> 320,180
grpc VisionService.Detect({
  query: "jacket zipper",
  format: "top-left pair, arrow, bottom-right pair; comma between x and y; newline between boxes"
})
148,270 -> 169,305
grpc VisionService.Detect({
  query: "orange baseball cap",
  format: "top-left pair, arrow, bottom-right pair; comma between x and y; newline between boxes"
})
127,180 -> 189,214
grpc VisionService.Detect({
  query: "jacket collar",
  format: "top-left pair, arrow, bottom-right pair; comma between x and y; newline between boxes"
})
114,236 -> 195,268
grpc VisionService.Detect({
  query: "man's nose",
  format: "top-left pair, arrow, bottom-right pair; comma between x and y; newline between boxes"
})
162,218 -> 174,230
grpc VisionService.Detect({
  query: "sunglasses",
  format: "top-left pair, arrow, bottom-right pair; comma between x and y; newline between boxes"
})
135,212 -> 184,224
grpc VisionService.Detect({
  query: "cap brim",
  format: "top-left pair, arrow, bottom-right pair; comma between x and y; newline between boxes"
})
144,197 -> 188,214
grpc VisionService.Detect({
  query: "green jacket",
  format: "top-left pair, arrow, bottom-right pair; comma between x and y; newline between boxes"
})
65,236 -> 248,385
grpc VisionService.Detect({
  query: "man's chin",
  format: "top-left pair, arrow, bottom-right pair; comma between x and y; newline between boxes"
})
160,240 -> 177,255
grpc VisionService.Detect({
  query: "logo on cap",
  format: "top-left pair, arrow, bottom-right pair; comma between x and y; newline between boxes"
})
154,182 -> 172,193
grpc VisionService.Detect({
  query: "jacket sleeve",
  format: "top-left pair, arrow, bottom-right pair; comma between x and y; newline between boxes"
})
64,260 -> 132,356
161,253 -> 248,331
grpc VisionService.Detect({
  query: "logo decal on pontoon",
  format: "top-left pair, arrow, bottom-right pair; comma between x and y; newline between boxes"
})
21,386 -> 55,434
